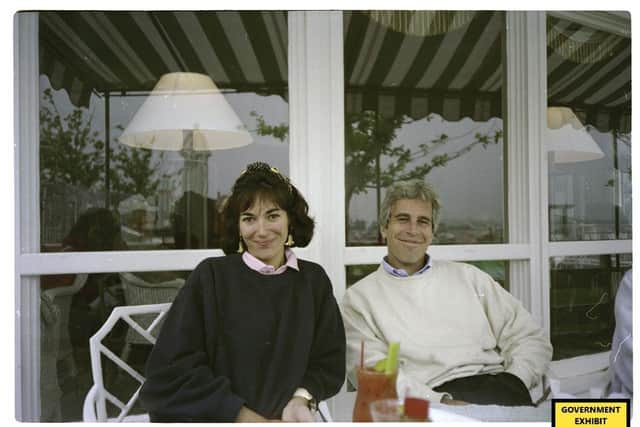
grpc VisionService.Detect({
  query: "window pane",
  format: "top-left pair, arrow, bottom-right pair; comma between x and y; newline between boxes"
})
550,254 -> 632,360
346,260 -> 508,289
343,11 -> 506,246
40,270 -> 189,421
39,11 -> 289,252
547,14 -> 631,241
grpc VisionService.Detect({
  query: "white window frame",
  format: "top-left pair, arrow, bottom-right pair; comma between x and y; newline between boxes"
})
14,10 -> 631,421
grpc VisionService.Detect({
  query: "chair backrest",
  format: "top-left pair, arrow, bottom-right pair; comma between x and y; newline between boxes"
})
119,273 -> 184,345
119,272 -> 184,306
43,273 -> 89,299
83,303 -> 172,422
42,273 -> 89,359
42,273 -> 88,343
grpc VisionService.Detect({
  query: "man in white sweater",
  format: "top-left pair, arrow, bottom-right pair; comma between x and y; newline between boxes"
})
341,180 -> 552,406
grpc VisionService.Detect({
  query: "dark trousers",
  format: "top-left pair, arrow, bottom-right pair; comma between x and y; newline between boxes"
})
434,372 -> 534,406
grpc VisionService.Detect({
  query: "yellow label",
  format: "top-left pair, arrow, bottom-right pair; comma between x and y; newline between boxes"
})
553,399 -> 629,427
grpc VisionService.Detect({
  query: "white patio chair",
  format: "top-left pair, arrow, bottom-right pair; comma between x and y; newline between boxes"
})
42,273 -> 89,377
83,302 -> 333,422
83,303 -> 171,422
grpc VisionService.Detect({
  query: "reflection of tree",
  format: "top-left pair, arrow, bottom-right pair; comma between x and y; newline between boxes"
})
40,88 -> 104,189
251,109 -> 502,217
345,111 -> 502,215
251,111 -> 289,141
109,125 -> 163,198
40,89 -> 162,200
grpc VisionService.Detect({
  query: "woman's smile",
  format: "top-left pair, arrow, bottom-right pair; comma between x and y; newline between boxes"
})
239,197 -> 289,268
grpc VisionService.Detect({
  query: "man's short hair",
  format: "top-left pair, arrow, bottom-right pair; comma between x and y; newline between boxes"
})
379,180 -> 441,232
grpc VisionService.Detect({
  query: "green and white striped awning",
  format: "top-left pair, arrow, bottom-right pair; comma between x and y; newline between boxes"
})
39,10 -> 630,132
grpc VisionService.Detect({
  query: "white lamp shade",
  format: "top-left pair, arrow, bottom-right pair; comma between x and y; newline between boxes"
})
119,72 -> 252,151
547,106 -> 604,163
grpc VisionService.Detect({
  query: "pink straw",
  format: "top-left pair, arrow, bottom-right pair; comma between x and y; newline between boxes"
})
360,340 -> 364,368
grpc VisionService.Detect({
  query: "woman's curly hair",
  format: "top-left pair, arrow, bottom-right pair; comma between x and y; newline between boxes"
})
220,162 -> 315,254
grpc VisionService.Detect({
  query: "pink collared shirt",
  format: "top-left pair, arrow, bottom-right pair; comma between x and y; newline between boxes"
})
242,248 -> 300,275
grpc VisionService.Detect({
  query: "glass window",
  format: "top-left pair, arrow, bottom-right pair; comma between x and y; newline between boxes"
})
343,11 -> 506,246
40,270 -> 189,421
346,260 -> 508,289
550,254 -> 631,360
546,14 -> 631,241
39,11 -> 290,251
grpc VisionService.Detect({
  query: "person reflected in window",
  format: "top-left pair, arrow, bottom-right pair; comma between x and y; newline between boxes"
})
42,207 -> 125,309
608,269 -> 632,398
62,207 -> 125,251
139,162 -> 346,422
40,207 -> 125,421
341,180 -> 553,406
171,191 -> 218,249
61,208 -> 125,305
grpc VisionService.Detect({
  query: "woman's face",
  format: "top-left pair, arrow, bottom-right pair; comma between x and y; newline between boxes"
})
238,196 -> 289,268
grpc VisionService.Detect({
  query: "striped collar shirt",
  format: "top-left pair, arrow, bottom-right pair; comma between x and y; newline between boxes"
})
382,254 -> 432,277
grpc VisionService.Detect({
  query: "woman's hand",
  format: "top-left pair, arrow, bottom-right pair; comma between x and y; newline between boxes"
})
235,406 -> 270,422
281,397 -> 314,422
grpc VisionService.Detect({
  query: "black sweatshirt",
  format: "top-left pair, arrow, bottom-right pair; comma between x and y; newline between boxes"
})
139,254 -> 346,421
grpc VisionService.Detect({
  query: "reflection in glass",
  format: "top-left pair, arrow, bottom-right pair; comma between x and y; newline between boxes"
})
39,11 -> 290,252
546,14 -> 631,241
118,72 -> 253,249
346,260 -> 507,289
344,11 -> 506,246
40,270 -> 189,421
550,254 -> 631,360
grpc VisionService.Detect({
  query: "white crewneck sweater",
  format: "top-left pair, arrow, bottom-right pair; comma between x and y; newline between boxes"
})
341,260 -> 552,402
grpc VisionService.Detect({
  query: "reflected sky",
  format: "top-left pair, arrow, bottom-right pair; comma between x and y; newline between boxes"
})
42,76 -> 290,204
42,75 -> 630,240
349,114 -> 504,226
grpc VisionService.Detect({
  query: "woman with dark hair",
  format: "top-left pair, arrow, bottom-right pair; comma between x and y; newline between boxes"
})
62,208 -> 124,251
139,162 -> 346,422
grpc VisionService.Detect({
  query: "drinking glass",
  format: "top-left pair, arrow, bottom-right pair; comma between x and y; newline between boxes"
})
352,368 -> 398,422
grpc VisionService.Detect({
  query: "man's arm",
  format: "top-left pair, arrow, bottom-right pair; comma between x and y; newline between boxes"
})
340,292 -> 388,384
480,274 -> 553,389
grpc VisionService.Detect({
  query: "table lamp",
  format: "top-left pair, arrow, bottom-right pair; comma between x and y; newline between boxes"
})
547,106 -> 604,163
119,72 -> 252,248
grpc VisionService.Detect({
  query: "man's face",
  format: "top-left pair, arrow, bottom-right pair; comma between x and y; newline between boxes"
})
381,198 -> 433,275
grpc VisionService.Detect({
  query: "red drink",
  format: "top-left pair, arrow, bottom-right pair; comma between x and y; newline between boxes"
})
352,368 -> 398,422
403,397 -> 430,421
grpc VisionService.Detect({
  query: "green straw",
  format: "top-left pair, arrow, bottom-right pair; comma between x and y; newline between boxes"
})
384,342 -> 400,374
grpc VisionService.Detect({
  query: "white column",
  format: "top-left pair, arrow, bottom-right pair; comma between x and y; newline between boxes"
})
289,11 -> 347,418
15,11 -> 41,421
289,11 -> 346,301
505,11 -> 548,329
